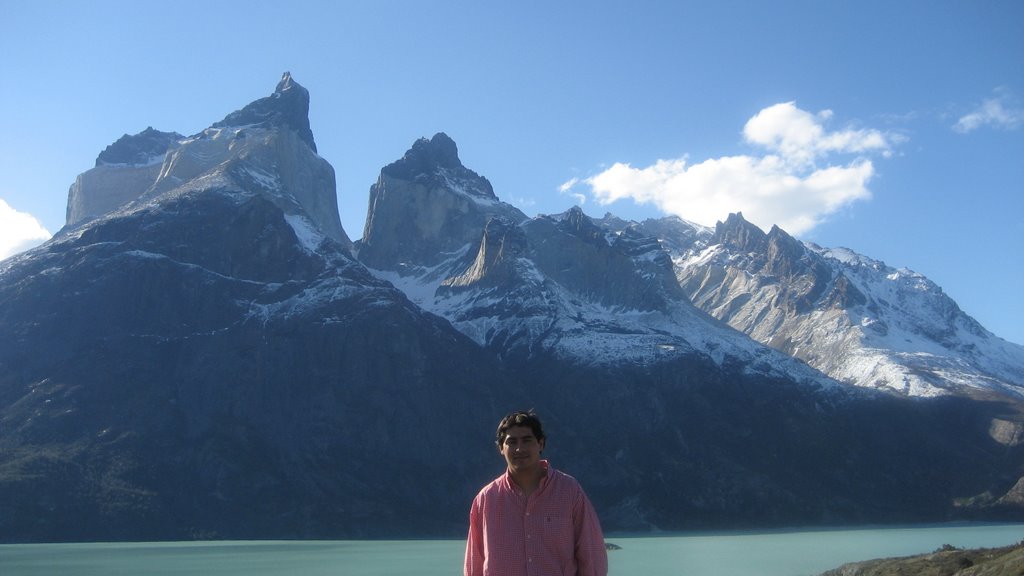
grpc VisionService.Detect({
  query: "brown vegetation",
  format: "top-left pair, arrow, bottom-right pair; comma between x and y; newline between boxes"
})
819,542 -> 1024,576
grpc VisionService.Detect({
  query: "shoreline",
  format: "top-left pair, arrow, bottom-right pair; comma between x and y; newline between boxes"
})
818,541 -> 1024,575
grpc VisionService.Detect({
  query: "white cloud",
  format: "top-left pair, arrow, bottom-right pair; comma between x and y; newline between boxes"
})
743,103 -> 892,165
953,91 -> 1024,133
557,177 -> 587,205
0,199 -> 52,260
580,102 -> 896,235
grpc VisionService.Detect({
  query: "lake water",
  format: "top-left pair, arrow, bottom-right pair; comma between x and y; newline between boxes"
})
2,523 -> 1021,575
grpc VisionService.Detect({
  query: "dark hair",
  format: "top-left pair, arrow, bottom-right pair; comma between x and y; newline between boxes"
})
496,410 -> 545,447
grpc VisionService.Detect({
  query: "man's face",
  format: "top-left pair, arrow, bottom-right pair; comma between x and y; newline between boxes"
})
499,425 -> 545,474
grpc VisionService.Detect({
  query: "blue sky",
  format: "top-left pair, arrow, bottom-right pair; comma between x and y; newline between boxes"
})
1,1 -> 1022,344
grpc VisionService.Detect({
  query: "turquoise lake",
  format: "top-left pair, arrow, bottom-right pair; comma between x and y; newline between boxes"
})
2,523 -> 1021,575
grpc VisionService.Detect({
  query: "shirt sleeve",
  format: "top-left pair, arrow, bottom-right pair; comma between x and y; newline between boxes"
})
573,490 -> 609,576
464,495 -> 485,576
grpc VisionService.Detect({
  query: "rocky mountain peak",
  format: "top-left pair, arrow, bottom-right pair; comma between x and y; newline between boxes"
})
668,211 -> 1024,399
379,132 -> 493,197
358,133 -> 521,269
765,224 -> 813,277
560,206 -> 605,242
522,209 -> 684,312
66,74 -> 348,247
565,204 -> 598,231
210,72 -> 317,152
95,127 -> 183,167
407,132 -> 462,170
713,212 -> 768,252
275,70 -> 300,93
482,215 -> 527,256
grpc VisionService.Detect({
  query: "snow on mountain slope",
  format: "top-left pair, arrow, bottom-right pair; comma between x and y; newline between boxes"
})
358,137 -> 838,390
809,244 -> 1024,397
371,241 -> 833,389
653,213 -> 1024,400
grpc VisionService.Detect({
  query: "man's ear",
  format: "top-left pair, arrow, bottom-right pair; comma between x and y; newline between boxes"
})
539,438 -> 546,453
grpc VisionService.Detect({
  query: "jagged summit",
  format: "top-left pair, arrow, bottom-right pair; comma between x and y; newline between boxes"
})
379,132 -> 495,198
65,73 -> 348,247
95,127 -> 183,167
358,133 -> 520,268
713,212 -> 768,252
210,71 -> 317,152
359,141 -> 823,373
384,132 -> 462,174
382,132 -> 460,173
661,212 -> 1024,399
560,206 -> 604,238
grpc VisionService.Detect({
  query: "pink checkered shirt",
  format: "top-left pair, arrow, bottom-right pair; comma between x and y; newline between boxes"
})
464,460 -> 608,576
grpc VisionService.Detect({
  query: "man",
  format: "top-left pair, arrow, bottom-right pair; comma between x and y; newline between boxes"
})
464,410 -> 608,576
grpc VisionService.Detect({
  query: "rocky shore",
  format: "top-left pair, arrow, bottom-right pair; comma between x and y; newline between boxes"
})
819,541 -> 1023,575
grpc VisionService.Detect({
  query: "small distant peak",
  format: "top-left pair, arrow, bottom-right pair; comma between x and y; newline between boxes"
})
546,205 -> 585,223
565,205 -> 586,220
275,71 -> 296,94
559,206 -> 604,241
713,211 -> 768,251
95,127 -> 183,167
766,223 -> 798,246
722,212 -> 747,226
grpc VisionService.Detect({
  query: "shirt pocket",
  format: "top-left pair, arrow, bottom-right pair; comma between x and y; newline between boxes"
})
540,513 -> 573,542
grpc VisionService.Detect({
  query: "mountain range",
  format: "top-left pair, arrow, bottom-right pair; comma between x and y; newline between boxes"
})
1,74 -> 1022,542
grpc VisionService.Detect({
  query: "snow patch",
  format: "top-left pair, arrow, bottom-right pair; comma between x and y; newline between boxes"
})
284,213 -> 323,253
241,165 -> 280,191
437,167 -> 497,206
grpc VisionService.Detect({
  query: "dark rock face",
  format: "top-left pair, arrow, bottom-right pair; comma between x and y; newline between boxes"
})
381,132 -> 471,183
211,72 -> 318,153
712,214 -> 835,310
826,273 -> 868,309
441,216 -> 527,290
0,187 -> 512,541
515,358 -> 1024,533
714,211 -> 768,254
522,208 -> 685,311
96,127 -> 183,167
677,213 -> 854,321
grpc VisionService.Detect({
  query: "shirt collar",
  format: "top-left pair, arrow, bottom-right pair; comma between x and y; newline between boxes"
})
503,459 -> 551,494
